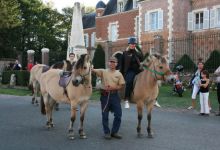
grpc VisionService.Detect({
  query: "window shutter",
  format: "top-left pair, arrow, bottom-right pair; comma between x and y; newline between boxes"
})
203,10 -> 209,29
144,13 -> 148,31
187,12 -> 193,31
158,10 -> 163,30
210,9 -> 216,28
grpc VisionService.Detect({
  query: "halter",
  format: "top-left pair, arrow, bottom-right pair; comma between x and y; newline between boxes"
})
143,64 -> 165,80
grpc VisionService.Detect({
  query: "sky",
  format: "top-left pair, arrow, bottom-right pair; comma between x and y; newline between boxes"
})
42,0 -> 109,12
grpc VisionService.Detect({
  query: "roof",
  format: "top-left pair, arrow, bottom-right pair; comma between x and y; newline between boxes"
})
82,13 -> 96,29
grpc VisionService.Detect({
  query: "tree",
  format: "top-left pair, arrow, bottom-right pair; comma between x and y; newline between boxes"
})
0,0 -> 22,28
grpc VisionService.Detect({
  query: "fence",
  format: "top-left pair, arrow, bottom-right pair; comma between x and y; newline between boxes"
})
104,33 -> 220,72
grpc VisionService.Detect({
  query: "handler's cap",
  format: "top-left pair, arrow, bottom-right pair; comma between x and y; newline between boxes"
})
109,57 -> 118,62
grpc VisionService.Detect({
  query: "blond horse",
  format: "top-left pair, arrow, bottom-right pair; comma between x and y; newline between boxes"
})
29,60 -> 72,105
40,54 -> 92,140
132,54 -> 172,138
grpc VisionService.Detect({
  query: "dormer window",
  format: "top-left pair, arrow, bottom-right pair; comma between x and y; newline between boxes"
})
133,0 -> 138,9
118,2 -> 124,12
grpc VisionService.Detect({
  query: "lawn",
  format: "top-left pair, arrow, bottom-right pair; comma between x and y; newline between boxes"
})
0,84 -> 218,111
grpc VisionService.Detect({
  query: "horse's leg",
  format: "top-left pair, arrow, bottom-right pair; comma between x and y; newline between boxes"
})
32,81 -> 37,104
35,82 -> 40,106
48,95 -> 56,127
68,101 -> 77,140
137,101 -> 144,138
146,101 -> 154,138
43,93 -> 53,129
79,101 -> 88,139
54,103 -> 59,111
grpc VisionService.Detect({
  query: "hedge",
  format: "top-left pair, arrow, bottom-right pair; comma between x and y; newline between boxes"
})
174,54 -> 197,72
2,70 -> 30,86
204,50 -> 220,73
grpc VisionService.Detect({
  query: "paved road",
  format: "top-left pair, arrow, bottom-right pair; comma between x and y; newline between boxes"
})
0,95 -> 219,150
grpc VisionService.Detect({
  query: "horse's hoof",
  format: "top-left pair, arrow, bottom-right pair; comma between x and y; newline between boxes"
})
137,133 -> 143,138
55,108 -> 59,111
69,136 -> 75,140
147,134 -> 153,138
80,135 -> 87,139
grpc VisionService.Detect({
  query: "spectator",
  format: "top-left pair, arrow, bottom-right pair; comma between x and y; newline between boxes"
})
214,66 -> 220,116
13,59 -> 22,70
199,70 -> 210,116
27,59 -> 34,71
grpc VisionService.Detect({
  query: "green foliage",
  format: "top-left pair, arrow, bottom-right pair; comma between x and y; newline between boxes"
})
92,44 -> 105,86
0,0 -> 22,28
2,70 -> 30,86
174,54 -> 196,72
204,50 -> 220,73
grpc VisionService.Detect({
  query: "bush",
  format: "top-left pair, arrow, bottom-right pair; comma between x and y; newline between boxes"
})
2,70 -> 30,86
174,54 -> 196,72
92,44 -> 105,87
204,50 -> 220,73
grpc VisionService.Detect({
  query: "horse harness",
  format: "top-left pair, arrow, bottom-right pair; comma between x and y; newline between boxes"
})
143,63 -> 166,81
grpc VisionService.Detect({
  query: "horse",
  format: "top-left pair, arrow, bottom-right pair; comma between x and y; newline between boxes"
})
39,54 -> 92,140
29,60 -> 72,106
132,54 -> 173,138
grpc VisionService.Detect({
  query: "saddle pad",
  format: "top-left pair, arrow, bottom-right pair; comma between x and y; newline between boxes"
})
59,75 -> 72,88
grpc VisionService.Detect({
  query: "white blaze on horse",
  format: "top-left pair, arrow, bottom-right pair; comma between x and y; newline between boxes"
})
132,54 -> 173,138
29,60 -> 72,105
39,54 -> 92,140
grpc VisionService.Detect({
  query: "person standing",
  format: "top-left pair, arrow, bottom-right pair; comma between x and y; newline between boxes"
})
69,52 -> 76,67
92,57 -> 125,140
13,59 -> 22,70
27,59 -> 34,71
214,66 -> 220,116
120,37 -> 143,108
188,61 -> 204,110
199,70 -> 210,116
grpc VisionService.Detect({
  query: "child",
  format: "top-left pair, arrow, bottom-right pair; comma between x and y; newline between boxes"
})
199,70 -> 210,116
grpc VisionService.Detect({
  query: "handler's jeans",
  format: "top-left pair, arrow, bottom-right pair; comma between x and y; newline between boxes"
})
125,70 -> 136,100
100,92 -> 122,134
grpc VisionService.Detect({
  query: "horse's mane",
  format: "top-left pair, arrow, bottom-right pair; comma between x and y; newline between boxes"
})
142,53 -> 167,67
75,54 -> 87,70
51,60 -> 72,71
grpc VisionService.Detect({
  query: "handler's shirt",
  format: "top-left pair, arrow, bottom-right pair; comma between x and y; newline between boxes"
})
93,69 -> 125,90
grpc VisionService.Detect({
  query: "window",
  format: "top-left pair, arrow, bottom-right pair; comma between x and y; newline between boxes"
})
118,2 -> 124,12
110,24 -> 117,42
145,10 -> 163,31
150,12 -> 158,30
84,34 -> 89,48
188,9 -> 209,31
217,8 -> 220,26
195,12 -> 203,29
133,0 -> 138,9
91,32 -> 96,47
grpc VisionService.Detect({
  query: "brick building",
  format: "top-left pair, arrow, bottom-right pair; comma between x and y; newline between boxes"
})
83,0 -> 220,63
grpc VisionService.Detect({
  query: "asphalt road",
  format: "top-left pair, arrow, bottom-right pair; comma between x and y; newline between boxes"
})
0,95 -> 219,150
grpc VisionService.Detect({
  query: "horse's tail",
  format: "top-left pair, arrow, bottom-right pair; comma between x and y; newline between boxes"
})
28,71 -> 34,90
40,95 -> 46,115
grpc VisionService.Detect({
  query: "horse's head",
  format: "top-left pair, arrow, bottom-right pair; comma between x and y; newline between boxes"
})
72,54 -> 91,86
142,53 -> 172,81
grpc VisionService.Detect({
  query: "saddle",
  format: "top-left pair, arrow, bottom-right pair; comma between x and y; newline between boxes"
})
59,72 -> 72,88
42,66 -> 50,73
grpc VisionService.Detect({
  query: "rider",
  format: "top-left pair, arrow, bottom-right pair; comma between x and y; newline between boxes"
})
120,37 -> 143,108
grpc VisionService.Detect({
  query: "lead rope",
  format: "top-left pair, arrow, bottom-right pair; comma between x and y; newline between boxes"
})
102,92 -> 110,113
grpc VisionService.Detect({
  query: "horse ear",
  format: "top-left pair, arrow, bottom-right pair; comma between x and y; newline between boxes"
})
161,56 -> 167,64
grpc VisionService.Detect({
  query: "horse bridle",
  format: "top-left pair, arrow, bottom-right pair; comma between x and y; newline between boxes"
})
143,63 -> 166,81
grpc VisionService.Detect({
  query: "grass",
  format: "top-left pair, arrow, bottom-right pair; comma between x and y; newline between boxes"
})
0,84 -> 218,111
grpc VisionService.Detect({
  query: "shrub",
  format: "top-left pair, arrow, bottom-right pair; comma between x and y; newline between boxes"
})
2,70 -> 30,86
92,44 -> 105,86
174,54 -> 196,72
204,50 -> 220,73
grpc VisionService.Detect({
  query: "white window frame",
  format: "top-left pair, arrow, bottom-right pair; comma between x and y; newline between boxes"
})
108,22 -> 118,42
194,11 -> 204,30
133,0 -> 138,9
134,16 -> 140,39
91,32 -> 96,48
188,8 -> 209,31
118,2 -> 124,12
217,8 -> 220,27
144,8 -> 163,32
84,33 -> 89,48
